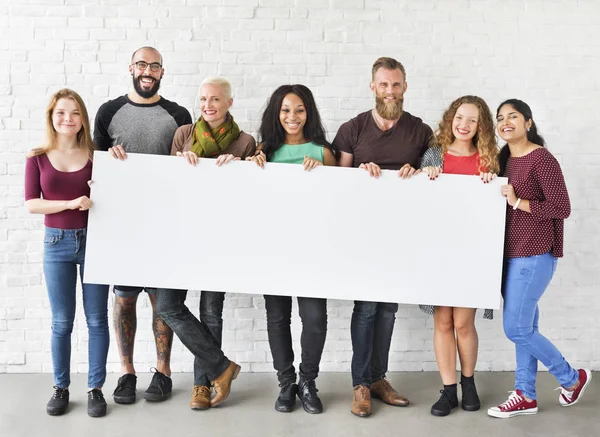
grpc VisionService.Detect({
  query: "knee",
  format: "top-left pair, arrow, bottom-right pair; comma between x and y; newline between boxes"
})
504,322 -> 532,344
200,300 -> 224,322
114,296 -> 137,313
454,320 -> 476,338
86,313 -> 109,331
435,315 -> 454,334
52,318 -> 74,336
300,310 -> 327,333
154,291 -> 183,319
266,308 -> 291,330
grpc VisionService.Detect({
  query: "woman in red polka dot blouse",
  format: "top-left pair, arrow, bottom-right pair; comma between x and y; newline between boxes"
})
487,99 -> 592,419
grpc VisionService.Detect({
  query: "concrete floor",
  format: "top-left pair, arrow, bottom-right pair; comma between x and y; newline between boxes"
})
0,372 -> 597,437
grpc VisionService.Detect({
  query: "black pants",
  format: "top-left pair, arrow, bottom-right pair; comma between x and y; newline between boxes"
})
155,289 -> 229,385
265,295 -> 327,385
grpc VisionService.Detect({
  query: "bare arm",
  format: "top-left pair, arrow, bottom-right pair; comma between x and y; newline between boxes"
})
26,196 -> 91,214
324,147 -> 337,166
338,151 -> 353,167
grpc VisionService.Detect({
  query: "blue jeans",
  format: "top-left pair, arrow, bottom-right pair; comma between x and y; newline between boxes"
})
155,288 -> 230,384
502,252 -> 578,399
350,301 -> 398,387
43,227 -> 109,389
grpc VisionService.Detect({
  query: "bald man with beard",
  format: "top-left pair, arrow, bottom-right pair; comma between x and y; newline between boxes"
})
93,46 -> 192,405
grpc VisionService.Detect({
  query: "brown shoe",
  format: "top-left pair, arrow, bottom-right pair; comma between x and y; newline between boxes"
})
190,385 -> 211,410
210,361 -> 241,407
351,385 -> 372,417
370,378 -> 410,406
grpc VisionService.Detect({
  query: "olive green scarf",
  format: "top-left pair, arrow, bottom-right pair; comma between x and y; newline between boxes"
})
190,112 -> 240,158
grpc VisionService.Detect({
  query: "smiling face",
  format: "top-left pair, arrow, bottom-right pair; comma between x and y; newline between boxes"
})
199,83 -> 232,128
370,67 -> 407,120
279,93 -> 307,141
452,103 -> 480,142
129,48 -> 163,99
51,98 -> 83,138
496,104 -> 532,143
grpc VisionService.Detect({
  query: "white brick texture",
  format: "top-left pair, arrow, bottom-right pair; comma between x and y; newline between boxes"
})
1,0 -> 599,375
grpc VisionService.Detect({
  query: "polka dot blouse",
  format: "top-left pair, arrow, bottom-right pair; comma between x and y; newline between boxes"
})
504,147 -> 570,258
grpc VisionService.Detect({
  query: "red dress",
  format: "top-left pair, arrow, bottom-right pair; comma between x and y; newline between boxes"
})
442,151 -> 481,175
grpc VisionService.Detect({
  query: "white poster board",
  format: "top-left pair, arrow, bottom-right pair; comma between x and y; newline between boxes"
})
84,152 -> 506,310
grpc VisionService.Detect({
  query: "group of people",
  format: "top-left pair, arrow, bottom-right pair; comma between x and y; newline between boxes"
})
24,46 -> 592,419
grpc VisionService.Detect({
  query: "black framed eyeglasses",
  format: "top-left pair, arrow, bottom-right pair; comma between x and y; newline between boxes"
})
132,61 -> 162,72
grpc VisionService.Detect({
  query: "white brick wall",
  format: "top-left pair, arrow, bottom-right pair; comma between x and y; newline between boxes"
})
1,0 -> 599,375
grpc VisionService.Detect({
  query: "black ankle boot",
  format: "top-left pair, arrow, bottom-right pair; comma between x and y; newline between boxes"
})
274,382 -> 298,412
430,385 -> 458,417
460,375 -> 480,411
297,378 -> 323,414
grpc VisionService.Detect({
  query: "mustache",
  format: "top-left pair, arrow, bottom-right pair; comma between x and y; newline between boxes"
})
375,94 -> 404,120
377,92 -> 402,100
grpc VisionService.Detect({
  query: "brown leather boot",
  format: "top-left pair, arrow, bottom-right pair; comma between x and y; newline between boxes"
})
210,361 -> 241,407
370,377 -> 410,406
351,385 -> 372,417
190,385 -> 211,410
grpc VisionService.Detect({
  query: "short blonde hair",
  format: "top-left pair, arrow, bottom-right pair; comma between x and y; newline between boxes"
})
201,76 -> 232,99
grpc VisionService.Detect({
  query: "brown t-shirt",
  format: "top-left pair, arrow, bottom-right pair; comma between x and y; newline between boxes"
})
333,110 -> 433,169
170,124 -> 256,159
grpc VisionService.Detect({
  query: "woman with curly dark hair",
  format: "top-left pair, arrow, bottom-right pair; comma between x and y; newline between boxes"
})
419,95 -> 499,417
248,84 -> 335,415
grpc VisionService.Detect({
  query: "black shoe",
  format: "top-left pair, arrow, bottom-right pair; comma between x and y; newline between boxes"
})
144,368 -> 172,402
274,382 -> 298,413
460,378 -> 481,411
297,378 -> 323,414
113,374 -> 137,404
87,389 -> 107,417
47,386 -> 69,416
431,388 -> 459,417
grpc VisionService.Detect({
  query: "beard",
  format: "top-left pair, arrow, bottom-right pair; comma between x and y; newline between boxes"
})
375,92 -> 404,120
132,75 -> 161,99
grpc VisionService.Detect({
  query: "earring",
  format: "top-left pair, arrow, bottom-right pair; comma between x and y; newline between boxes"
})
527,128 -> 530,132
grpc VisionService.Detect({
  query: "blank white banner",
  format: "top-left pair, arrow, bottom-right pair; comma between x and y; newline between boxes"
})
84,151 -> 506,310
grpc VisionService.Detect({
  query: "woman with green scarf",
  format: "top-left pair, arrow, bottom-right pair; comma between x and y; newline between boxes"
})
155,76 -> 256,410
171,76 -> 256,165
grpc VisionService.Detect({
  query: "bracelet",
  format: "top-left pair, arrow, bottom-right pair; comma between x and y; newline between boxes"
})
513,198 -> 521,210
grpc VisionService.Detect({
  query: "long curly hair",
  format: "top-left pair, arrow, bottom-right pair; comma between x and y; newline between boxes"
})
27,88 -> 95,158
432,95 -> 499,173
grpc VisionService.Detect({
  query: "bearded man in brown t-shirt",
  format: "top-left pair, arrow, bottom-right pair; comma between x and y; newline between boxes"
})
333,57 -> 433,418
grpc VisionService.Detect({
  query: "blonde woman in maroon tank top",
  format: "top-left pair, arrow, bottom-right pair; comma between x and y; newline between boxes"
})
24,89 -> 110,417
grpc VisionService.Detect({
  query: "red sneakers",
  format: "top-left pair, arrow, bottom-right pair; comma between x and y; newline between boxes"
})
557,369 -> 592,407
487,390 -> 538,418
